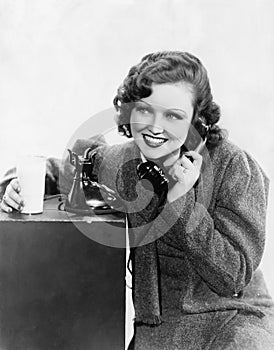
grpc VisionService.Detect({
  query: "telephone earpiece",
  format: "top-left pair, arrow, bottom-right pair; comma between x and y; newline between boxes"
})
194,116 -> 210,142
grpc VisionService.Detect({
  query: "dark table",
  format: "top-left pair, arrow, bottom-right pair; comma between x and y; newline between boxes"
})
0,197 -> 126,350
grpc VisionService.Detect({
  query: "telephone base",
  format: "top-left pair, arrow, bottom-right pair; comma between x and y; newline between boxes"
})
65,206 -> 118,215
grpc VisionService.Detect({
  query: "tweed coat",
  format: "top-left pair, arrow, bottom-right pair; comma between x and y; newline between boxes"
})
59,137 -> 274,349
1,136 -> 274,349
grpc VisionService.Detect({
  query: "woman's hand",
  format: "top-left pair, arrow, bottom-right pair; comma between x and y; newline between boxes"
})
163,151 -> 203,203
0,179 -> 24,213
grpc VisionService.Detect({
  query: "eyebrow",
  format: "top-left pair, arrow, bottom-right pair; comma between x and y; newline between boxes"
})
138,100 -> 187,114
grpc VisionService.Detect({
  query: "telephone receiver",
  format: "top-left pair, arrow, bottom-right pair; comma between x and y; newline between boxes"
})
137,116 -> 209,194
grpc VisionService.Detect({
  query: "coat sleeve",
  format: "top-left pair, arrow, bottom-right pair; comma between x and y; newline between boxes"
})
141,150 -> 269,297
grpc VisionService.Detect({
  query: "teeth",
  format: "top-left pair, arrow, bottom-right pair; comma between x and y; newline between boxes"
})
144,135 -> 167,144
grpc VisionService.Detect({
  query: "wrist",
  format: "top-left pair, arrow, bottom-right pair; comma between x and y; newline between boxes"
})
167,183 -> 187,203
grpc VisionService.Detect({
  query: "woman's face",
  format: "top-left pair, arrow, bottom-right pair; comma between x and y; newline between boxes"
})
130,82 -> 194,162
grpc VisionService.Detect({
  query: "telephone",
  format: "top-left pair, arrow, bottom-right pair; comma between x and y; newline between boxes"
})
64,148 -> 120,214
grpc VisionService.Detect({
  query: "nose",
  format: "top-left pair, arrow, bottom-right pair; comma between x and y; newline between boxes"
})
148,112 -> 164,134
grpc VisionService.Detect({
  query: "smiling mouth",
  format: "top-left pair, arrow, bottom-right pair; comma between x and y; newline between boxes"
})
142,134 -> 168,147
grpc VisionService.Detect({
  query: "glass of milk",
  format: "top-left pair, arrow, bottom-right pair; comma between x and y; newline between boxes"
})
17,155 -> 46,214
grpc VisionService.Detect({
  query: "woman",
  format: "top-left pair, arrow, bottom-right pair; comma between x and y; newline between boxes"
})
1,51 -> 274,349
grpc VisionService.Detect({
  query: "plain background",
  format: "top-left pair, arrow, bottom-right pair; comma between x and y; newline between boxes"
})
1,0 -> 273,315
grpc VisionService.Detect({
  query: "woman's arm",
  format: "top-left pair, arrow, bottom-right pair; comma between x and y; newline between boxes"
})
139,150 -> 269,297
0,135 -> 107,212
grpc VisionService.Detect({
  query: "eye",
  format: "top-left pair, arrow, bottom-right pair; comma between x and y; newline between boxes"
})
135,106 -> 151,114
165,112 -> 184,120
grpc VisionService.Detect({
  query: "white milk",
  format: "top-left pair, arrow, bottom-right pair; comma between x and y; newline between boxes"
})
17,155 -> 46,214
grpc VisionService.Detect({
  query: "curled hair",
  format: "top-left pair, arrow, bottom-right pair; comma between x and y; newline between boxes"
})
113,51 -> 225,148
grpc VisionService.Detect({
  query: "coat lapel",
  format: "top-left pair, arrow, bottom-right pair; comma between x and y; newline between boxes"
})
113,142 -> 161,247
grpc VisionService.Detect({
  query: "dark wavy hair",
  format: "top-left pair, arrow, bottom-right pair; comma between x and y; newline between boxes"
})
113,51 -> 225,148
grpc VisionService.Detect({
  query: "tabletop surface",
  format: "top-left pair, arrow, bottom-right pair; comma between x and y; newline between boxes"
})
0,195 -> 126,224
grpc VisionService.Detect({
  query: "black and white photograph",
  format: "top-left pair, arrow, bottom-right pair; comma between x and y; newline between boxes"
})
0,1 -> 274,349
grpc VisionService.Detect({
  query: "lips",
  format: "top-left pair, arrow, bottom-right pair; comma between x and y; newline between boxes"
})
142,134 -> 168,147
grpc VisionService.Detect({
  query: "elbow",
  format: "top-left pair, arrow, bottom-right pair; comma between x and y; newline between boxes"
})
210,278 -> 245,298
209,262 -> 252,298
217,250 -> 256,297
209,276 -> 246,298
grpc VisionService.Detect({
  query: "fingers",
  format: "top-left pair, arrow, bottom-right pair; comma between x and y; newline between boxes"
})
184,151 -> 203,169
0,179 -> 24,212
0,196 -> 13,213
163,151 -> 203,169
10,178 -> 21,193
167,152 -> 203,184
168,163 -> 186,183
179,154 -> 195,170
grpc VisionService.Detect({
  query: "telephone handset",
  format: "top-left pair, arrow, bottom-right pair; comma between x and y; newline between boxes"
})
137,116 -> 210,195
